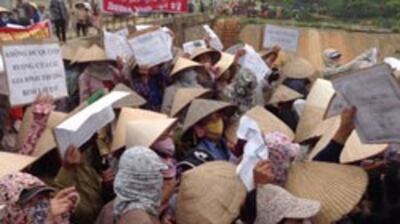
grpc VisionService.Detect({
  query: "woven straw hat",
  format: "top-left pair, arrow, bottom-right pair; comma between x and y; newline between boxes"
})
75,44 -> 110,63
181,99 -> 236,137
111,84 -> 146,108
0,6 -> 11,13
255,184 -> 321,224
170,57 -> 203,78
268,85 -> 303,105
246,106 -> 295,141
295,79 -> 335,143
282,57 -> 315,79
0,152 -> 38,178
214,52 -> 235,79
308,118 -> 387,163
176,161 -> 246,224
126,118 -> 177,148
111,108 -> 167,152
61,44 -> 77,61
170,88 -> 212,117
191,48 -> 222,65
285,161 -> 368,224
16,108 -> 67,158
71,46 -> 89,64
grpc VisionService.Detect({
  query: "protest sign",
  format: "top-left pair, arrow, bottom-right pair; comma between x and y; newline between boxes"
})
263,25 -> 299,52
54,91 -> 129,159
115,28 -> 129,37
183,40 -> 207,55
203,25 -> 224,51
332,64 -> 400,144
1,41 -> 68,106
128,29 -> 173,67
0,21 -> 51,42
102,0 -> 188,14
104,30 -> 134,61
239,44 -> 271,82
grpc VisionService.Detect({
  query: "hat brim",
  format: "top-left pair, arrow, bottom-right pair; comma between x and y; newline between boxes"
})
285,197 -> 321,220
192,50 -> 222,65
18,186 -> 55,204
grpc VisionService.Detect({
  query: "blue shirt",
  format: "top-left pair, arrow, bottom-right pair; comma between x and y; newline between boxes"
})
197,138 -> 232,161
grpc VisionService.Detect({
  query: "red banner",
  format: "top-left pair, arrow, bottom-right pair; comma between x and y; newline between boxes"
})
0,21 -> 52,42
102,0 -> 188,14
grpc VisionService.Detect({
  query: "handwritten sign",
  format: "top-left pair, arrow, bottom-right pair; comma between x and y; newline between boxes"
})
54,91 -> 129,159
203,25 -> 223,51
239,44 -> 271,83
263,25 -> 299,52
332,64 -> 400,144
128,29 -> 173,67
104,30 -> 134,61
1,42 -> 68,106
183,40 -> 207,55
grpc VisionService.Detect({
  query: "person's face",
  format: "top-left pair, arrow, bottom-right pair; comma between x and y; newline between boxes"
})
196,69 -> 213,87
195,112 -> 224,141
196,54 -> 213,65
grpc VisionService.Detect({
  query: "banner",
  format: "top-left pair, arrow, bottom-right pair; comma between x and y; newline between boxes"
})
1,41 -> 68,106
0,21 -> 52,42
102,0 -> 188,14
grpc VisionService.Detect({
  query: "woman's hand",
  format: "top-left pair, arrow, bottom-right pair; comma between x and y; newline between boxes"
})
49,186 -> 79,220
63,145 -> 82,168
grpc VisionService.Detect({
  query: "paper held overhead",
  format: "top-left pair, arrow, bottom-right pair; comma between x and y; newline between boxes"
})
54,91 -> 129,159
183,40 -> 207,55
203,24 -> 224,51
104,30 -> 134,61
263,24 -> 299,52
238,44 -> 271,83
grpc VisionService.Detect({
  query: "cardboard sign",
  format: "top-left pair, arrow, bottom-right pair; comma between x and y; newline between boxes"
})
1,41 -> 68,106
128,29 -> 173,67
263,25 -> 299,52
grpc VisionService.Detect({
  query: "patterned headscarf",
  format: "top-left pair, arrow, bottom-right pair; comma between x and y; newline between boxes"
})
113,146 -> 168,218
264,132 -> 300,186
0,172 -> 68,224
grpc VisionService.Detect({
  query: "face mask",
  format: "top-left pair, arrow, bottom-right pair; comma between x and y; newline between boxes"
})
204,117 -> 224,137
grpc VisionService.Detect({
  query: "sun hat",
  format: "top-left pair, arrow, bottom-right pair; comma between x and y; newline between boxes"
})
282,57 -> 315,79
111,84 -> 146,109
111,108 -> 167,152
295,79 -> 335,143
61,44 -> 77,61
16,108 -> 67,158
0,152 -> 37,179
285,161 -> 368,224
267,85 -> 303,105
126,118 -> 177,148
28,2 -> 38,10
191,48 -> 222,65
214,52 -> 235,79
308,118 -> 387,164
181,99 -> 237,138
176,161 -> 246,224
245,106 -> 295,141
170,88 -> 212,117
170,57 -> 203,78
75,44 -> 110,63
255,184 -> 321,224
0,6 -> 11,13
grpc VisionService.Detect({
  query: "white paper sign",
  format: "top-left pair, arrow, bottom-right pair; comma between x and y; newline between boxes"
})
54,91 -> 129,159
1,42 -> 68,106
325,93 -> 351,119
128,29 -> 173,67
104,30 -> 134,61
203,24 -> 224,51
237,115 -> 261,141
332,64 -> 400,144
115,28 -> 129,37
239,44 -> 271,83
183,40 -> 207,55
263,25 -> 299,52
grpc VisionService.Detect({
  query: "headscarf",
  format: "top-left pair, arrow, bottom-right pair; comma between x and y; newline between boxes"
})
113,146 -> 167,218
323,48 -> 341,68
175,69 -> 201,88
152,137 -> 177,179
264,132 -> 300,186
0,172 -> 68,224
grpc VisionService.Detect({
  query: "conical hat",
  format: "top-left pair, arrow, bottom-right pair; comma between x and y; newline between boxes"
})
286,161 -> 367,224
170,57 -> 203,78
214,52 -> 235,79
246,106 -> 295,140
170,88 -> 212,117
0,152 -> 38,178
71,46 -> 89,64
16,108 -> 67,158
126,118 -> 177,148
112,84 -> 146,108
111,108 -> 167,152
295,79 -> 335,143
176,161 -> 247,224
0,6 -> 11,13
308,118 -> 387,164
181,99 -> 236,137
191,48 -> 222,65
76,44 -> 110,63
282,57 -> 315,79
61,44 -> 77,61
268,85 -> 303,105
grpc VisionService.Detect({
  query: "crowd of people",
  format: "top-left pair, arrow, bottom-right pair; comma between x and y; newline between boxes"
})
0,22 -> 400,224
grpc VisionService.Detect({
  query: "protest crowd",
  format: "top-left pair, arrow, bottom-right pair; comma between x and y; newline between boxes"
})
1,1 -> 400,223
